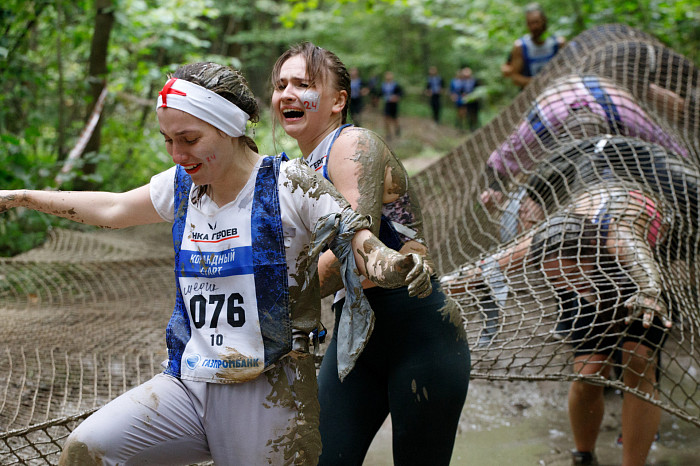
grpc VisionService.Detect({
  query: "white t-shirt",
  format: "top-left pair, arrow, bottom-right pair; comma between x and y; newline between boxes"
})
149,157 -> 347,382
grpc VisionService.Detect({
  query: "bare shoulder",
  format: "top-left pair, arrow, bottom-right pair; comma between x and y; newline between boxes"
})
336,126 -> 385,147
332,126 -> 388,164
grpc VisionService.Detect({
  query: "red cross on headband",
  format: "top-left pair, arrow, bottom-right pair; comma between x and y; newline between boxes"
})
155,77 -> 249,137
158,78 -> 187,107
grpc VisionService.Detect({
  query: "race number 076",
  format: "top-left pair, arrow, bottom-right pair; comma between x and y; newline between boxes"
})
189,293 -> 246,329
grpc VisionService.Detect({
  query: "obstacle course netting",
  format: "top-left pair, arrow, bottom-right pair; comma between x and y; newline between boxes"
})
0,24 -> 698,463
0,225 -> 174,463
413,23 -> 699,429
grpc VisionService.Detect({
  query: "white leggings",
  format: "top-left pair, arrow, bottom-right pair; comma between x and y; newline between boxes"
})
59,356 -> 320,466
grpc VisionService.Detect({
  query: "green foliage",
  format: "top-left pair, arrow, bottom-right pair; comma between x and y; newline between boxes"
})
0,0 -> 698,256
0,209 -> 54,257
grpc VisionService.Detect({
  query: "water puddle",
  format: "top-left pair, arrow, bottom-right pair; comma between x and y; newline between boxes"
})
365,379 -> 700,465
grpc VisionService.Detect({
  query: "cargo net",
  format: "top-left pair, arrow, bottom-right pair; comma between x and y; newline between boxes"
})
414,24 -> 700,429
0,225 -> 175,463
1,23 -> 699,464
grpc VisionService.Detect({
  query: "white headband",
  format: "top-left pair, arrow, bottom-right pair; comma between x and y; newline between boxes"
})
156,78 -> 249,137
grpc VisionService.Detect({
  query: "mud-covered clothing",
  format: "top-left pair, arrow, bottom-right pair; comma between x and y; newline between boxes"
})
63,155 -> 374,465
317,281 -> 470,466
150,155 -> 369,383
304,125 -> 470,466
62,361 -> 317,466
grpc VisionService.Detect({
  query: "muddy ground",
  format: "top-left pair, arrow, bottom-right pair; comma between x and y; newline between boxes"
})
362,379 -> 700,465
318,296 -> 700,466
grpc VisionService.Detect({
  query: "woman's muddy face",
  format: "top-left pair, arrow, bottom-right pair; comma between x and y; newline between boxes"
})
272,55 -> 343,143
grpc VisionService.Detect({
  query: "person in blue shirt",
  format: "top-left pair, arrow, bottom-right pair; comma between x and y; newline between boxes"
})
503,3 -> 565,89
425,66 -> 444,123
349,67 -> 368,127
381,71 -> 403,140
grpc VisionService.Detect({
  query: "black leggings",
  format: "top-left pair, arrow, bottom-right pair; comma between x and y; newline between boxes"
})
317,280 -> 471,466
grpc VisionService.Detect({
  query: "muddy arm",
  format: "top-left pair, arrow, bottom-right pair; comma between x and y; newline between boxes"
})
606,222 -> 671,328
441,230 -> 535,296
0,186 -> 162,229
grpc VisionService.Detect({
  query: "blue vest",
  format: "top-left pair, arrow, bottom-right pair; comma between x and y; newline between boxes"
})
165,155 -> 291,379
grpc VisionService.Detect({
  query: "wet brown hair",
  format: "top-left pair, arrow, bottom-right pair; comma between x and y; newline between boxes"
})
171,62 -> 259,202
271,42 -> 351,123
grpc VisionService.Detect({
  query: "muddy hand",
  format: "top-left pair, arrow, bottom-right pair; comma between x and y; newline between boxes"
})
405,253 -> 432,298
623,291 -> 672,329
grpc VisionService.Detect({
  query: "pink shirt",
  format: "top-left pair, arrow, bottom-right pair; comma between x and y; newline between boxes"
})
488,75 -> 687,176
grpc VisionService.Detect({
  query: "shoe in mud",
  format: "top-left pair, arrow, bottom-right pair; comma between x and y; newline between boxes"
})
571,450 -> 597,465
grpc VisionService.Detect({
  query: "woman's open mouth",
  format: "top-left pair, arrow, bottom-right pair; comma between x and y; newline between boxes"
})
183,163 -> 202,175
282,108 -> 305,120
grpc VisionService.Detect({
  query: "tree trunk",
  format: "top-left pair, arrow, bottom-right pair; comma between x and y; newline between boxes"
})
55,0 -> 66,161
78,0 -> 114,189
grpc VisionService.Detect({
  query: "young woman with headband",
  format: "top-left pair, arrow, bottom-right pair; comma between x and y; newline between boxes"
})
271,43 -> 470,466
0,62 -> 433,465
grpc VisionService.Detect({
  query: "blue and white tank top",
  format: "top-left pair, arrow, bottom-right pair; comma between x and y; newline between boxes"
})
304,125 -> 417,252
304,125 -> 351,180
520,34 -> 560,77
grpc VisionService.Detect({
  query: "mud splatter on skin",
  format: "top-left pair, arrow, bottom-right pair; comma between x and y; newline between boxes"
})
0,190 -> 116,229
356,235 -> 412,288
0,191 -> 22,214
330,128 -> 437,275
341,130 -> 405,222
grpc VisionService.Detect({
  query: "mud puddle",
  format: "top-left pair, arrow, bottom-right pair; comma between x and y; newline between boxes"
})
364,379 -> 700,465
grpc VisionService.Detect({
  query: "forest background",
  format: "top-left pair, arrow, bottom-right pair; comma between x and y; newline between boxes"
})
1,0 -> 698,256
